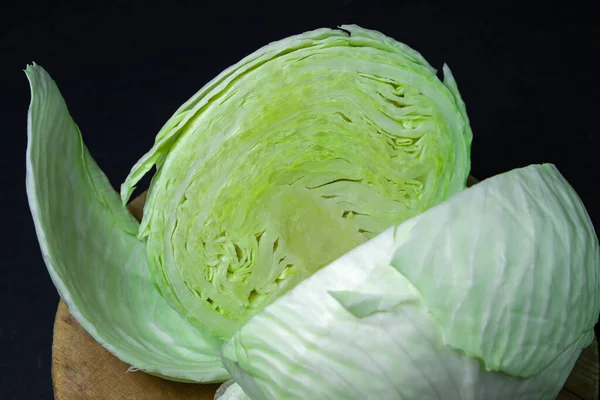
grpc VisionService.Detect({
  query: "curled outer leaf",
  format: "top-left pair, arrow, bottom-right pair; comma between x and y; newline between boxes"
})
25,64 -> 228,382
221,165 -> 599,399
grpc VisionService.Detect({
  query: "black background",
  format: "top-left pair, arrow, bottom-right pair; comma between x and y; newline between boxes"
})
2,1 -> 599,399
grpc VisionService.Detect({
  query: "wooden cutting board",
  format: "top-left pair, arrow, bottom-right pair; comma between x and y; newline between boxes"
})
52,185 -> 600,400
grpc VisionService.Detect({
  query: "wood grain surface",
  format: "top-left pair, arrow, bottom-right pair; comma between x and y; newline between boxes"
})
52,184 -> 600,399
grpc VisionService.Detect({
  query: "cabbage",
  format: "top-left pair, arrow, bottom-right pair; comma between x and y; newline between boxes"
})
26,23 -> 471,382
221,164 -> 600,399
27,23 -> 597,399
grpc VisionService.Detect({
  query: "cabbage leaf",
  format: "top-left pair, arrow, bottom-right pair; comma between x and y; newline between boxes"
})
221,164 -> 599,399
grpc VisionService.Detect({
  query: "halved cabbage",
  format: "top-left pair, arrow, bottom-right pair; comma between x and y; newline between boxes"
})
121,24 -> 472,338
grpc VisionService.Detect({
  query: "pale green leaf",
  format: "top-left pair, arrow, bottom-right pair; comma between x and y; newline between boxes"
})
391,164 -> 600,378
25,64 -> 229,382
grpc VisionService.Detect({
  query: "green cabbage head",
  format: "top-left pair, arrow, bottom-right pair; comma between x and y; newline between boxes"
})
26,23 -> 597,400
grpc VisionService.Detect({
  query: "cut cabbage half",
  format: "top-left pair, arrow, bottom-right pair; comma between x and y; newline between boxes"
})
121,24 -> 473,338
